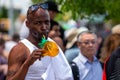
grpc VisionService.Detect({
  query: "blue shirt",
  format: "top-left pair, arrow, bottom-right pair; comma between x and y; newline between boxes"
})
65,47 -> 80,63
73,52 -> 102,80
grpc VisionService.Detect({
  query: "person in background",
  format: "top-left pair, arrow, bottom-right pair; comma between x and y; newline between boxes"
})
72,31 -> 102,80
45,1 -> 66,52
45,1 -> 66,48
14,14 -> 26,34
99,33 -> 120,68
6,2 -> 73,80
5,33 -> 20,52
48,30 -> 65,52
4,33 -> 20,59
48,21 -> 65,52
65,27 -> 88,63
96,32 -> 104,60
19,20 -> 29,40
48,21 -> 61,38
103,47 -> 120,80
45,1 -> 65,39
0,38 -> 8,80
102,24 -> 120,80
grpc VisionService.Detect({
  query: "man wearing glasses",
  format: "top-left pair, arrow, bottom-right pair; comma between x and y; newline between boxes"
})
6,3 -> 73,80
72,31 -> 102,80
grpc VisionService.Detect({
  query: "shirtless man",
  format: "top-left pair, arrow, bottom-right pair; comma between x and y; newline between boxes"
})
6,3 -> 73,80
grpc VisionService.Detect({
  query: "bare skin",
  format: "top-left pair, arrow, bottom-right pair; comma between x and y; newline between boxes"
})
6,7 -> 50,80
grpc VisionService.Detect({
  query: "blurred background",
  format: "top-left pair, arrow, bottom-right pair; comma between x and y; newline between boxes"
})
0,0 -> 31,36
0,0 -> 120,39
0,0 -> 120,38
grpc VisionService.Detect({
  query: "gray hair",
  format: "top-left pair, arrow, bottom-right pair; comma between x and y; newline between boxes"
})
77,31 -> 97,42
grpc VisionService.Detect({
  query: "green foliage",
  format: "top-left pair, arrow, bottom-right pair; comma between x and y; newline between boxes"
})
31,0 -> 120,23
31,0 -> 47,4
59,0 -> 106,20
0,6 -> 8,18
104,0 -> 120,24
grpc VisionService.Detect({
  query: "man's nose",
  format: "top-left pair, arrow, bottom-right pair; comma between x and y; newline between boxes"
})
41,23 -> 47,29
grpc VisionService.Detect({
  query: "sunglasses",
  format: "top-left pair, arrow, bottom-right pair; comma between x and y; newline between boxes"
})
28,3 -> 48,13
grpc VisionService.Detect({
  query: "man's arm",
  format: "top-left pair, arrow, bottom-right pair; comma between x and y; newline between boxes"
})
6,42 -> 43,80
6,43 -> 30,80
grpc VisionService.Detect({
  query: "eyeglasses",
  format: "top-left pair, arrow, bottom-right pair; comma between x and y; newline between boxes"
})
79,41 -> 96,45
28,3 -> 48,13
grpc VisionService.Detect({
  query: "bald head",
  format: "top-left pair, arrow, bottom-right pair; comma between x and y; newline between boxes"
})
27,3 -> 50,21
27,8 -> 49,21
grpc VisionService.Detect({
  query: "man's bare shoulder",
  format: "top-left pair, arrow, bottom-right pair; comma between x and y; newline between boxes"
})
7,42 -> 30,79
8,42 -> 30,63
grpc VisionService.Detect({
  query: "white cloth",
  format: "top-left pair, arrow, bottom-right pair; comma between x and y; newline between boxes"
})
21,38 -> 73,80
5,41 -> 17,53
19,19 -> 29,40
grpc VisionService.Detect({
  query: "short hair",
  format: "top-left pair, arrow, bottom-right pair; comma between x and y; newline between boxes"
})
77,31 -> 97,42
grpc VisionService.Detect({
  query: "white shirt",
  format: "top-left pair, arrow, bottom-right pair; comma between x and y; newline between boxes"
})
73,52 -> 102,80
21,38 -> 73,80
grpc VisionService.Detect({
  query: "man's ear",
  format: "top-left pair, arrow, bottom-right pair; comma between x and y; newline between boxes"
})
26,20 -> 30,28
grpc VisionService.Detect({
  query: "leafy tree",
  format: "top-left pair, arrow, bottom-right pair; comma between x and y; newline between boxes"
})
104,0 -> 120,24
32,0 -> 106,19
31,0 -> 120,24
0,6 -> 8,18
